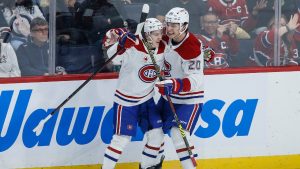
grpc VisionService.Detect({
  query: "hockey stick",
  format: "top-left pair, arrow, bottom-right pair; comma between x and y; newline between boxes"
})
33,4 -> 150,135
142,40 -> 198,167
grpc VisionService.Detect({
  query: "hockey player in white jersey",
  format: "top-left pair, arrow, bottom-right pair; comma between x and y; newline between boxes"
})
101,18 -> 166,169
155,7 -> 213,169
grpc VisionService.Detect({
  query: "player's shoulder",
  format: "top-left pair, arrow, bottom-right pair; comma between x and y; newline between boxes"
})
175,33 -> 202,60
157,41 -> 167,54
133,38 -> 148,54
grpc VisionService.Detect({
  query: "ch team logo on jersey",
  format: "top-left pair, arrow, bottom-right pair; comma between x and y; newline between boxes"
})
138,64 -> 157,83
205,53 -> 229,68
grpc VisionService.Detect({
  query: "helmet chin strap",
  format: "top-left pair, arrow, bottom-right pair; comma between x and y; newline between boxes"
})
179,23 -> 188,35
173,23 -> 188,41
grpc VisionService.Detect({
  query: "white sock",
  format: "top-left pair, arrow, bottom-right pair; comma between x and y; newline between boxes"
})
141,128 -> 164,168
102,135 -> 131,169
170,127 -> 197,169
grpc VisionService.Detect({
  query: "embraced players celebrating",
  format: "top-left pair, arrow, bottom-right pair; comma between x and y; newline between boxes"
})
101,7 -> 214,169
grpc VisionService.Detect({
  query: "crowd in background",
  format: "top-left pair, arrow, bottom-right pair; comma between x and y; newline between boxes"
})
0,0 -> 300,77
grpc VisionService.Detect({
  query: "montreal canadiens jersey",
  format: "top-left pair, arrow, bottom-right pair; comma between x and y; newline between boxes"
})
162,33 -> 204,104
208,0 -> 256,31
254,29 -> 299,66
107,37 -> 166,106
196,33 -> 239,68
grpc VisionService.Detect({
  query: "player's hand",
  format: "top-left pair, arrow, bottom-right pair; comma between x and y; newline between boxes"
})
155,79 -> 182,96
118,31 -> 139,49
102,28 -> 127,48
203,46 -> 215,62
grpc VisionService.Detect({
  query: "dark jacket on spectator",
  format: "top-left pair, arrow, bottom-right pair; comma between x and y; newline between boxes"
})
78,0 -> 124,43
16,39 -> 49,76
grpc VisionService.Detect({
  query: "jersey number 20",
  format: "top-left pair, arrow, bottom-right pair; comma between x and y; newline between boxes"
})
189,60 -> 201,70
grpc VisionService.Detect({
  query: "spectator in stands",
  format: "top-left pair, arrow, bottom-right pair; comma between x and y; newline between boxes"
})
294,0 -> 300,43
16,17 -> 66,76
0,27 -> 21,77
39,0 -> 80,20
37,0 -> 48,20
2,0 -> 45,50
54,0 -> 89,46
156,0 -> 208,34
54,0 -> 112,74
207,0 -> 261,34
197,12 -> 239,68
246,0 -> 271,30
248,0 -> 298,36
253,14 -> 299,66
78,0 -> 124,44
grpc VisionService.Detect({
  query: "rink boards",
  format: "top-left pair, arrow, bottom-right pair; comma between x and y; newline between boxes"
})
0,69 -> 300,169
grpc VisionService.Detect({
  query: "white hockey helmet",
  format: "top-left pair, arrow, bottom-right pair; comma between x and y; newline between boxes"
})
165,7 -> 189,24
144,18 -> 163,33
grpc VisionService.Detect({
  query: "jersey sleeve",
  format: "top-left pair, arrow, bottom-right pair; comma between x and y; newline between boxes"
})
107,43 -> 125,65
6,43 -> 21,77
253,29 -> 275,52
238,0 -> 257,31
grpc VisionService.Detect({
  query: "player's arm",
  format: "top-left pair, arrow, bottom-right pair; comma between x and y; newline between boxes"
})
240,4 -> 257,32
104,28 -> 138,56
104,28 -> 139,64
156,51 -> 204,95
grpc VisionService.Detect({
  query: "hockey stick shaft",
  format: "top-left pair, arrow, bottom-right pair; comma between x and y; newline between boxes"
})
33,4 -> 150,135
32,48 -> 124,134
51,48 -> 125,116
142,40 -> 197,167
50,4 -> 149,116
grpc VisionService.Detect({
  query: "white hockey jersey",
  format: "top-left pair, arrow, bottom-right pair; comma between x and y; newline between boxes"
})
162,33 -> 205,104
107,37 -> 166,106
0,42 -> 21,77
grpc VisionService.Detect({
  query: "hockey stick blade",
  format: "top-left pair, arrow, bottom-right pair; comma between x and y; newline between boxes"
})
140,4 -> 149,23
33,114 -> 52,135
135,4 -> 149,36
